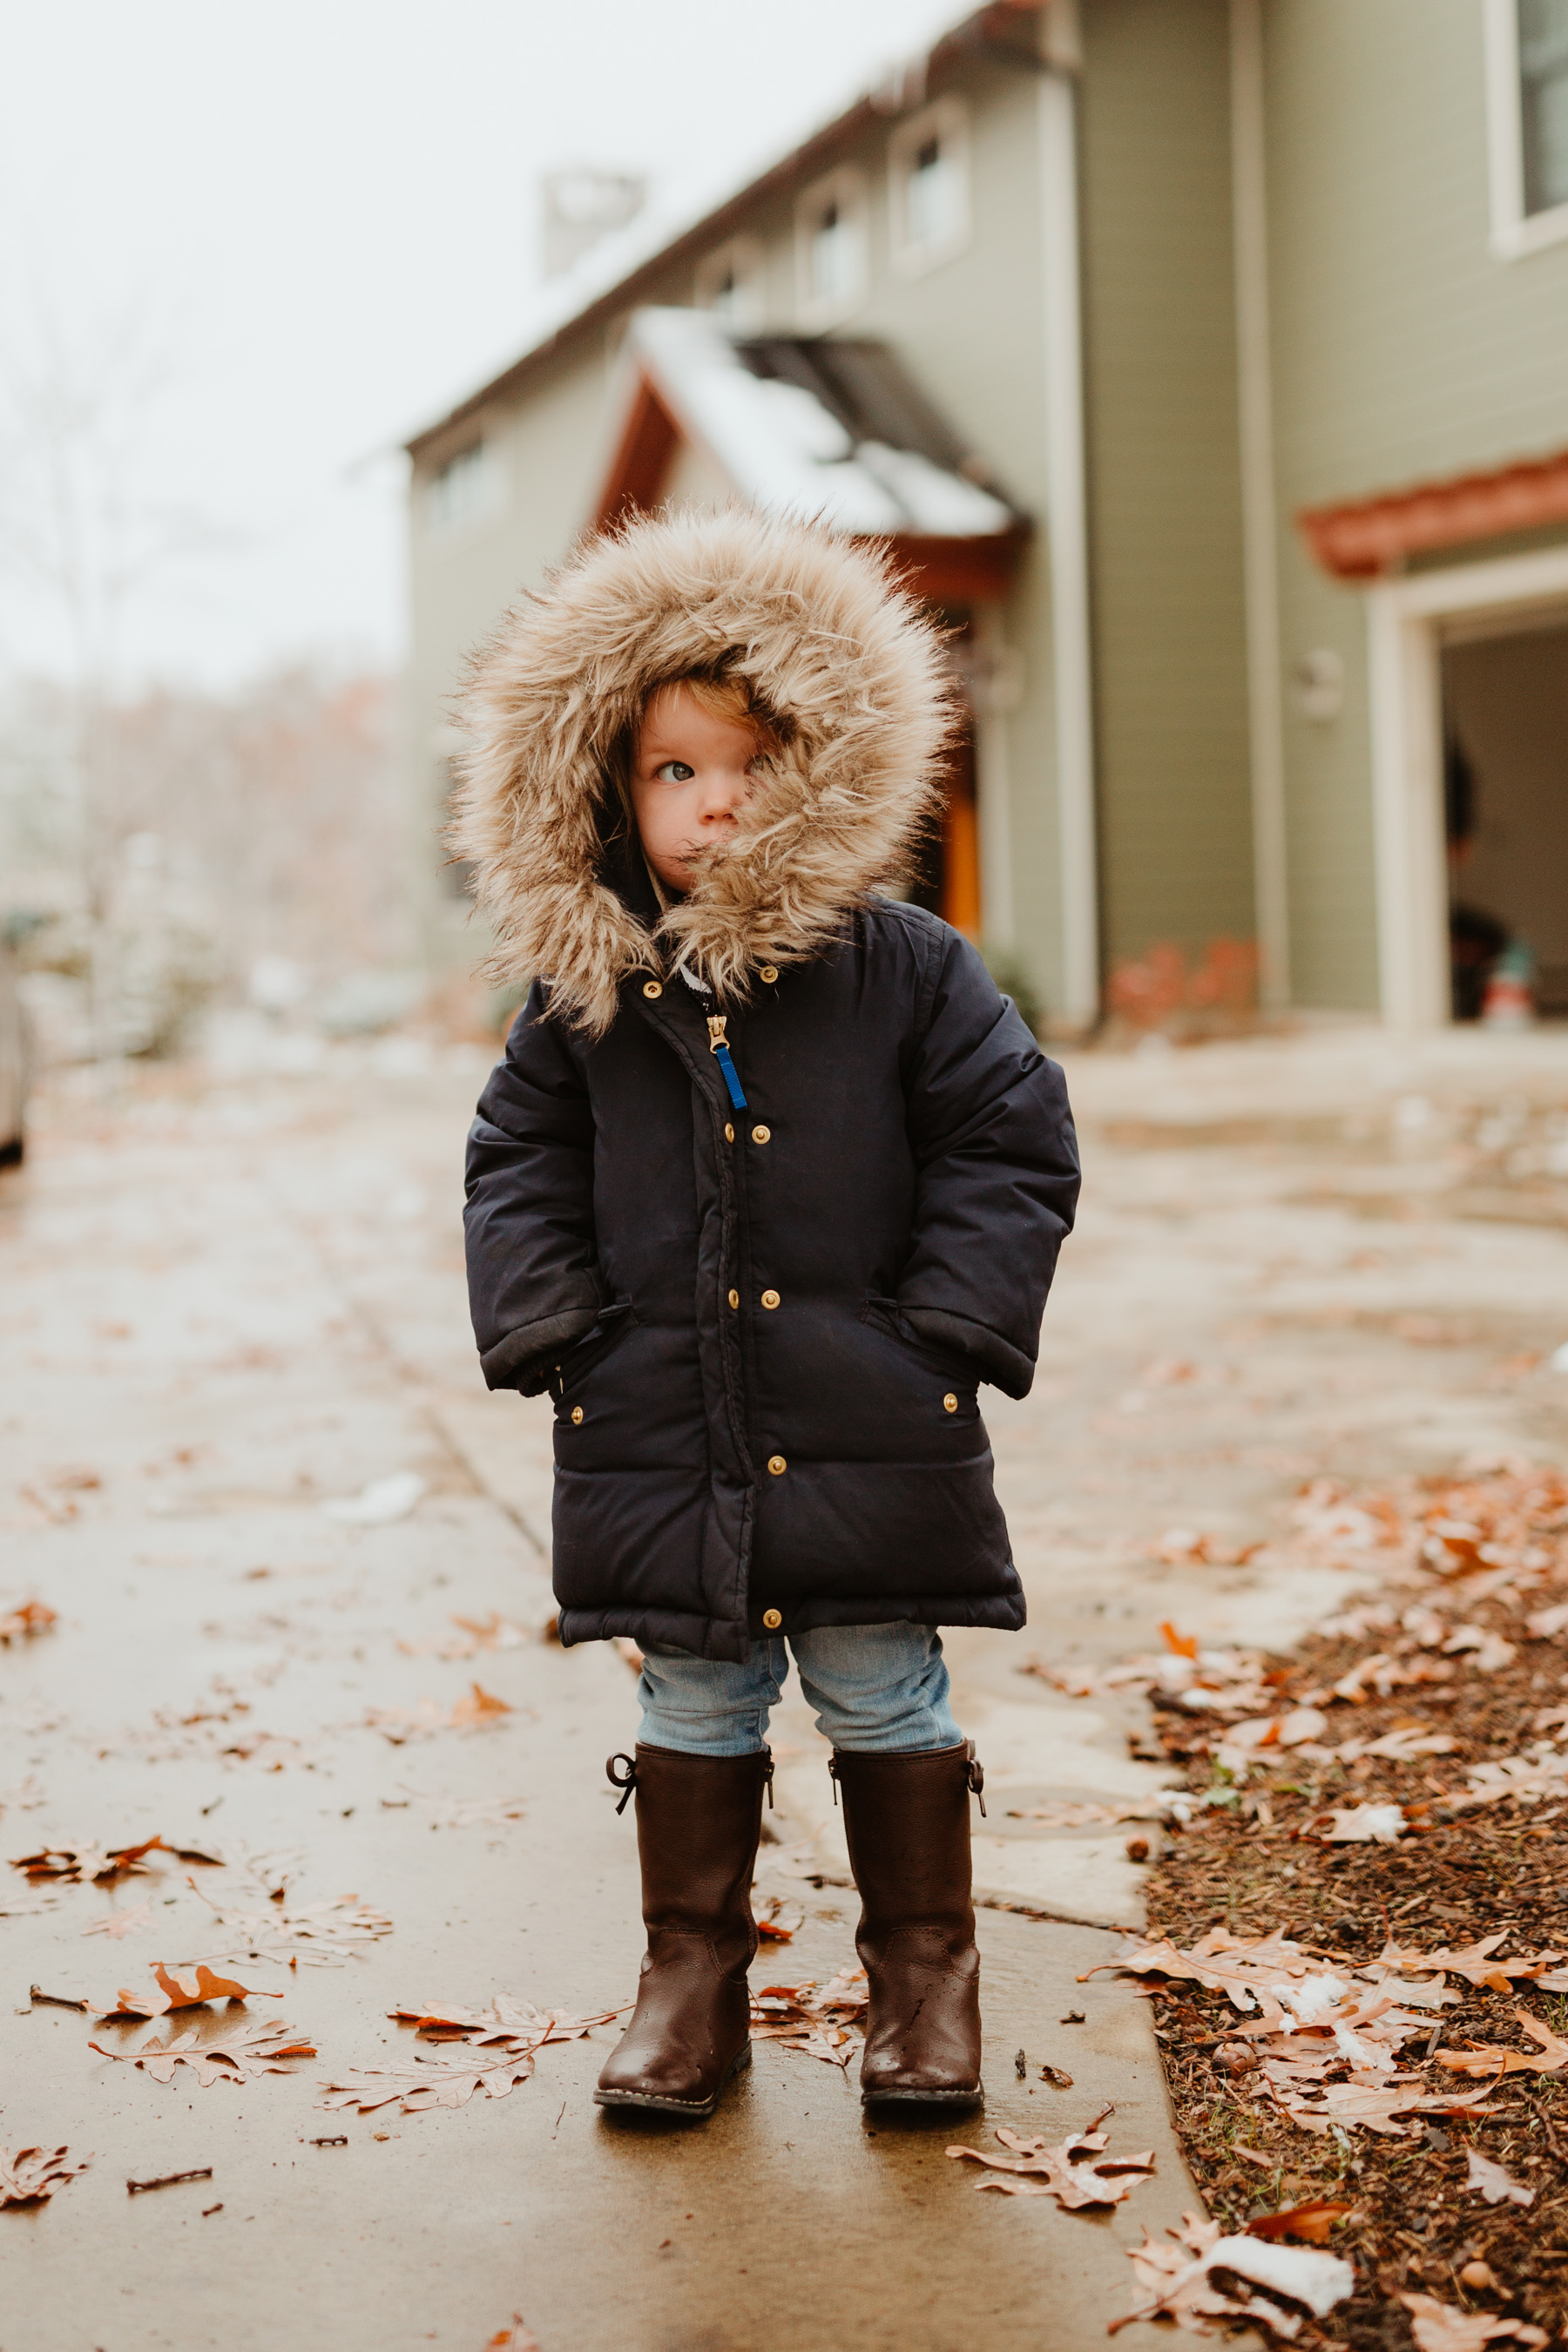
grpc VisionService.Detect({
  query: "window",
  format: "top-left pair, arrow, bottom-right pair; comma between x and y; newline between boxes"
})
422,438 -> 506,535
1484,0 -> 1568,254
794,168 -> 868,327
693,237 -> 765,330
1520,0 -> 1568,213
889,98 -> 971,276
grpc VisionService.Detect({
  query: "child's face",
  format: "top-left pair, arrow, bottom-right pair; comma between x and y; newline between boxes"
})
630,683 -> 761,894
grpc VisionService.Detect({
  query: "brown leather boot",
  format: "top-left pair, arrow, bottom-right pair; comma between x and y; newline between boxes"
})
830,1741 -> 986,2107
593,1744 -> 772,2119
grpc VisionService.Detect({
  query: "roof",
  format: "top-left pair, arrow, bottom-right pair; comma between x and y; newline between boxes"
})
609,307 -> 1021,540
404,0 -> 1047,463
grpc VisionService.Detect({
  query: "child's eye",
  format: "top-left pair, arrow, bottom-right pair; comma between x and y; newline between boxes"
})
654,760 -> 694,783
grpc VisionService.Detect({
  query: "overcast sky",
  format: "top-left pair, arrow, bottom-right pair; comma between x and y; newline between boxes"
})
0,0 -> 965,693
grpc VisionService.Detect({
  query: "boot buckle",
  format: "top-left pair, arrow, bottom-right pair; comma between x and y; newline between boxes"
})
606,1752 -> 638,1815
965,1739 -> 987,1818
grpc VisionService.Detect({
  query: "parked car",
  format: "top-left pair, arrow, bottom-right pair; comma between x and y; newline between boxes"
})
0,940 -> 30,1166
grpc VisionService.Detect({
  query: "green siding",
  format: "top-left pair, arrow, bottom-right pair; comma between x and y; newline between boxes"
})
1265,0 -> 1568,1009
1078,0 -> 1254,974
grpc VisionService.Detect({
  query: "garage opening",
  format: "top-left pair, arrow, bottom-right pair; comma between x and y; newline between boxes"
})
1441,608 -> 1568,1020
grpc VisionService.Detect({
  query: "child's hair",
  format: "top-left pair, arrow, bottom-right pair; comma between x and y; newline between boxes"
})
606,665 -> 787,840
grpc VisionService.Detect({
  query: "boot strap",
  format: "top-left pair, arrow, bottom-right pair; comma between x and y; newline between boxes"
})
827,1743 -> 986,1817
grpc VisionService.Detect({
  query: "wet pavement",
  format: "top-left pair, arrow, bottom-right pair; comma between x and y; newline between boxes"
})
3,1019 -> 1568,2349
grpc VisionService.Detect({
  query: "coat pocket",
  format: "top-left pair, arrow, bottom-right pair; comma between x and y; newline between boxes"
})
861,1295 -> 978,1391
552,1300 -> 639,1399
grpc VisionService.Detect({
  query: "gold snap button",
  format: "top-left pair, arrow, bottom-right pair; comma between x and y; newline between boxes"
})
762,1608 -> 782,1630
642,980 -> 662,998
760,1288 -> 781,1309
571,1405 -> 585,1424
943,1393 -> 958,1414
724,1122 -> 735,1142
751,1124 -> 771,1145
727,1288 -> 740,1309
767,1454 -> 787,1476
760,965 -> 779,984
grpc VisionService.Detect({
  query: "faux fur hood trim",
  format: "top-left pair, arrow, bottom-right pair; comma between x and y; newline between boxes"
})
452,506 -> 954,1037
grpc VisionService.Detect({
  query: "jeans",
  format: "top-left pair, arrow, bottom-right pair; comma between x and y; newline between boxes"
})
636,1621 -> 962,1757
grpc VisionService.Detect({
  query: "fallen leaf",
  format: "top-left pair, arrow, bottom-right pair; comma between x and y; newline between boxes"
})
1436,2005 -> 1568,2077
91,2016 -> 316,2088
1112,2210 -> 1355,2335
90,1962 -> 279,2018
189,1889 -> 393,1966
1399,2292 -> 1548,2351
1463,2147 -> 1533,2206
392,1788 -> 527,1829
485,2320 -> 541,2352
1004,1799 -> 1170,1828
754,1894 -> 804,1942
1161,1622 -> 1200,1659
0,1600 -> 57,1645
449,1683 -> 512,1729
750,1969 -> 868,2067
1369,1936 -> 1559,1993
1281,2078 -> 1503,2137
0,2146 -> 90,2207
948,2125 -> 1155,2209
10,1836 -> 166,1884
1244,2200 -> 1355,2244
81,1899 -> 152,1941
1308,1802 -> 1408,1844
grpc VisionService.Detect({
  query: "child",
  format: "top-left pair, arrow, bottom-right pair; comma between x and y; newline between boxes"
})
458,509 -> 1079,2119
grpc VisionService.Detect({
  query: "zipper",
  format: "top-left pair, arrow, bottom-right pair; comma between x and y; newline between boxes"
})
706,1015 -> 747,1111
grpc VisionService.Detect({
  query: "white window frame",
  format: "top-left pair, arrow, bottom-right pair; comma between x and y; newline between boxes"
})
693,236 -> 766,330
888,96 -> 972,278
1484,0 -> 1568,258
793,166 -> 869,329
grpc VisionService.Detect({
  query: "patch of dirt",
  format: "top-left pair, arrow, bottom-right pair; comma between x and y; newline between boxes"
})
1142,1468 -> 1568,2345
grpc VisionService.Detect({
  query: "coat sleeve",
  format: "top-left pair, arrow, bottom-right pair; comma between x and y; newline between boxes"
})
896,929 -> 1080,1400
463,982 -> 606,1393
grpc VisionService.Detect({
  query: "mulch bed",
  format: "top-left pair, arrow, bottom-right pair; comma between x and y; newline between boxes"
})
1139,1471 -> 1568,2345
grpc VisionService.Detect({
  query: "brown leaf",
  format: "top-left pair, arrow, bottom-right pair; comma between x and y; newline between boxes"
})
90,1962 -> 278,2018
1370,1936 -> 1560,1993
749,1970 -> 868,2067
0,1600 -> 57,1645
189,1889 -> 393,1965
10,1835 -> 166,1884
90,2016 -> 315,2087
485,2320 -> 541,2352
1113,2210 -> 1355,2335
320,2048 -> 539,2112
81,1899 -> 152,1941
0,2145 -> 90,2207
449,1683 -> 512,1728
1281,2078 -> 1503,2137
1463,2147 -> 1533,2206
1307,1802 -> 1407,1844
946,2126 -> 1156,2210
1245,2200 -> 1355,2244
1436,2004 -> 1568,2077
1399,2293 -> 1549,2351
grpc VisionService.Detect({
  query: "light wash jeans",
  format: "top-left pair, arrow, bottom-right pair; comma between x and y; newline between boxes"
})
636,1621 -> 962,1756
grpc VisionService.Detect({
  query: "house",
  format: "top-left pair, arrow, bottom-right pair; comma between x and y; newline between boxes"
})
405,0 -> 1568,1033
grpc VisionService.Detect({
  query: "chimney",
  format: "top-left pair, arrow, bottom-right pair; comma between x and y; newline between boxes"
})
541,170 -> 647,280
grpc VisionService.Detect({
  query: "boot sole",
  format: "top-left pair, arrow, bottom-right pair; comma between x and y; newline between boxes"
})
862,2082 -> 984,2109
594,2038 -> 752,2119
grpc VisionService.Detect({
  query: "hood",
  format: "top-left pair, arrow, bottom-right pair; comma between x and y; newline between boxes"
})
452,506 -> 953,1037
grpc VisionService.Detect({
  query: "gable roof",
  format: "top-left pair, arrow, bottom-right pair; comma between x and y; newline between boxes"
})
405,0 -> 1047,464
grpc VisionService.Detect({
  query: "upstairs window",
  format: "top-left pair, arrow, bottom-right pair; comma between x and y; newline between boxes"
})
794,169 -> 868,327
1485,0 -> 1568,253
694,236 -> 765,330
423,439 -> 506,535
1520,0 -> 1568,213
889,98 -> 971,275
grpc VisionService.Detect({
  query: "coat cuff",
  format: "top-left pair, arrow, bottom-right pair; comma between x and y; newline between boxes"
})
899,1306 -> 1035,1401
479,1305 -> 602,1395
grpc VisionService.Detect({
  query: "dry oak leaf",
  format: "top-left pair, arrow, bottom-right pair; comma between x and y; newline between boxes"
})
1244,2201 -> 1355,2245
190,1889 -> 394,1966
90,2016 -> 316,2087
1307,1802 -> 1407,1844
451,1683 -> 512,1728
81,1899 -> 152,1941
486,2322 -> 541,2352
90,1962 -> 280,2018
947,2126 -> 1155,2209
749,1969 -> 868,2068
319,2050 -> 538,2112
1436,2005 -> 1568,2078
1080,1927 -> 1320,2016
1112,2209 -> 1355,2337
1463,2147 -> 1533,2206
1369,1935 -> 1563,1993
1398,2294 -> 1548,2352
0,2146 -> 90,2207
1280,2077 -> 1503,2137
0,1599 -> 57,1645
388,1996 -> 624,2049
10,1835 -> 166,1884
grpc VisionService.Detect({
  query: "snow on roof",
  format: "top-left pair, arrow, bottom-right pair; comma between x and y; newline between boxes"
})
628,307 -> 1018,539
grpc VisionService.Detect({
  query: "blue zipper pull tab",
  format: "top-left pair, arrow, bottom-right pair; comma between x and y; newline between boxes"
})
706,1015 -> 747,1111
